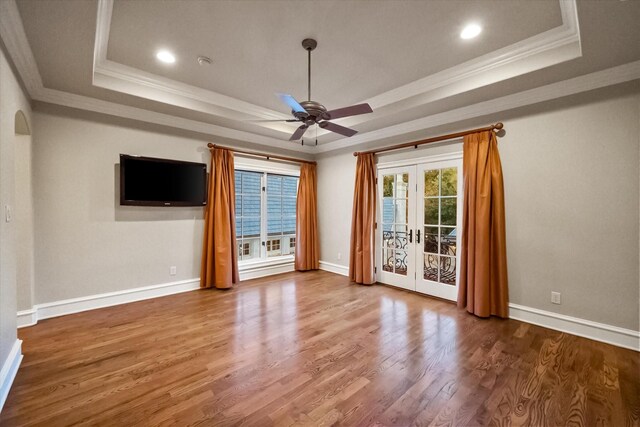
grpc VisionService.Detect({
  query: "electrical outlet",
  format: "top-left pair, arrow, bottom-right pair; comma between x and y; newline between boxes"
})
5,205 -> 12,223
551,292 -> 561,305
170,266 -> 177,276
337,252 -> 342,261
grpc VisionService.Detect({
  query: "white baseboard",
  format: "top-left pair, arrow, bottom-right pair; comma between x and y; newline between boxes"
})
15,267 -> 639,352
320,263 -> 639,351
17,262 -> 296,328
16,308 -> 37,328
509,303 -> 640,352
18,278 -> 200,328
239,260 -> 295,281
319,261 -> 349,276
0,340 -> 23,412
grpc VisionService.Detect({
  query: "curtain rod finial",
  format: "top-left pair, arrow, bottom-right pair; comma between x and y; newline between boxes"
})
353,152 -> 359,157
494,122 -> 504,130
207,143 -> 215,149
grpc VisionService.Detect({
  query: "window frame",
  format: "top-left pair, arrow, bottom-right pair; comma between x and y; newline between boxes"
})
234,161 -> 300,267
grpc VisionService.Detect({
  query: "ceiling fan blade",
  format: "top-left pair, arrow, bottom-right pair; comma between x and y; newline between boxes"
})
289,125 -> 309,141
323,103 -> 373,120
319,121 -> 358,137
277,93 -> 307,114
246,119 -> 299,122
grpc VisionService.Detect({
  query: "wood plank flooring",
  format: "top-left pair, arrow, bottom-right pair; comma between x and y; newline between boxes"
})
1,270 -> 638,426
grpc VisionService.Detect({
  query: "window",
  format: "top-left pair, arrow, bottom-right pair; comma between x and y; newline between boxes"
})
235,170 -> 299,262
235,170 -> 262,261
238,242 -> 250,256
267,174 -> 298,258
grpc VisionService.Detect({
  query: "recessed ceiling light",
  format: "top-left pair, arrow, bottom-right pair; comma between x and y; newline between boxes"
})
460,23 -> 482,40
156,50 -> 176,64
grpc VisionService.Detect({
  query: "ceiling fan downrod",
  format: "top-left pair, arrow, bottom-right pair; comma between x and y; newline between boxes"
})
302,38 -> 317,101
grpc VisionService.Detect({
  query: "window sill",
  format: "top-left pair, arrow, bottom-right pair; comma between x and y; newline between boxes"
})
238,255 -> 295,272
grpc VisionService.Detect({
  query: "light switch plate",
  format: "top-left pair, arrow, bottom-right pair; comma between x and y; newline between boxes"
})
5,205 -> 11,223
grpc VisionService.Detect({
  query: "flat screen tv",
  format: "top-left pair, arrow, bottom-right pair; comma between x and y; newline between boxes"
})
120,154 -> 207,206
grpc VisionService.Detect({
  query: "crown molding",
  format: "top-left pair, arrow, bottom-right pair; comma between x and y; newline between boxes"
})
35,87 -> 317,153
316,60 -> 640,153
343,0 -> 580,121
8,0 -> 636,159
92,0 -> 296,136
0,0 -> 313,154
0,0 -> 44,96
90,0 -> 581,139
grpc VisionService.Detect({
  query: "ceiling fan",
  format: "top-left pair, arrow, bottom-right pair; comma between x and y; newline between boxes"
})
269,38 -> 373,143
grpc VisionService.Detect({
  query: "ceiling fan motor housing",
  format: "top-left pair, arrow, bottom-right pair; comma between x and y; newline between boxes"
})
295,100 -> 327,125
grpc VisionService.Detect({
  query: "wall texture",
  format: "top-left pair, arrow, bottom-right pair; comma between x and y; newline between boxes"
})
317,84 -> 640,331
15,128 -> 34,312
32,108 -> 210,303
30,106 -> 307,305
0,48 -> 32,368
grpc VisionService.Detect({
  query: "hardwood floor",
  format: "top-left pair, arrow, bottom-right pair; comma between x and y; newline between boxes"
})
2,270 -> 638,426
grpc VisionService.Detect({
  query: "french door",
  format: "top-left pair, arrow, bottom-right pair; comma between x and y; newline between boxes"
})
377,158 -> 462,301
377,167 -> 416,290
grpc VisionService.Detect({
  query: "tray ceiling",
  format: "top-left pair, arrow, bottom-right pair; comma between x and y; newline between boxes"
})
3,0 -> 640,154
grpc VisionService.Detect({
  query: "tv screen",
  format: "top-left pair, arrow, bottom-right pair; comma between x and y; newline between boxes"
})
120,154 -> 207,206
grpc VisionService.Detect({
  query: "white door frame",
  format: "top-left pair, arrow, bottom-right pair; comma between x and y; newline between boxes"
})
375,151 -> 463,301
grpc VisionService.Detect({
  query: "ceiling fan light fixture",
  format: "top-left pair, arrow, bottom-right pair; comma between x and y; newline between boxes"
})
156,50 -> 176,64
272,38 -> 373,141
460,23 -> 482,40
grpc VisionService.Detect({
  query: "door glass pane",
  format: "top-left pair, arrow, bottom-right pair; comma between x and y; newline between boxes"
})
394,225 -> 409,251
382,198 -> 394,224
395,199 -> 408,224
441,168 -> 457,196
441,198 -> 456,225
440,256 -> 456,285
383,175 -> 394,197
440,227 -> 457,256
424,169 -> 439,196
383,230 -> 394,248
382,248 -> 394,272
394,251 -> 408,276
424,198 -> 439,225
396,173 -> 409,198
424,226 -> 439,254
424,254 -> 439,281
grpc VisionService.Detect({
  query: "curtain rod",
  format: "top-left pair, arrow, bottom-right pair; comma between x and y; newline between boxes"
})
353,122 -> 504,157
207,143 -> 316,165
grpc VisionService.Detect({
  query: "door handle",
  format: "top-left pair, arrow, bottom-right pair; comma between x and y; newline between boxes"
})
409,229 -> 413,243
416,229 -> 421,244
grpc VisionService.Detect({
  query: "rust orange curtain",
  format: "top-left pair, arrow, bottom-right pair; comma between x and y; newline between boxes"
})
458,130 -> 509,317
295,163 -> 319,270
349,153 -> 376,285
200,147 -> 239,289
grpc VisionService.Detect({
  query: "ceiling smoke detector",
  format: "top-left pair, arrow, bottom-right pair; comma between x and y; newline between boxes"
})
197,56 -> 212,66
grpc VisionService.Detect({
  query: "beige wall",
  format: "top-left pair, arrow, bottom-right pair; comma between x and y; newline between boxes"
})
15,131 -> 34,312
32,108 -> 210,303
0,48 -> 33,365
318,84 -> 640,331
30,106 -> 309,304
